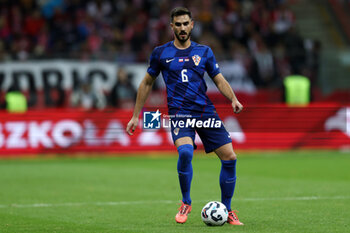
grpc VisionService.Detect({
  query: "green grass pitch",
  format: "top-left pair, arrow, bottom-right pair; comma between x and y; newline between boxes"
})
0,150 -> 349,233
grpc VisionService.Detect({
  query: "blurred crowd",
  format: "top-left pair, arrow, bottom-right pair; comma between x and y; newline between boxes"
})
0,0 -> 320,92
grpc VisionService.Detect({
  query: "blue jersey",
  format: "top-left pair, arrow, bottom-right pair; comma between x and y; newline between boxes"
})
147,41 -> 221,117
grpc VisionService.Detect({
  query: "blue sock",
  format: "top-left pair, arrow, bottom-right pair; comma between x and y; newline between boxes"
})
220,160 -> 237,211
177,144 -> 194,205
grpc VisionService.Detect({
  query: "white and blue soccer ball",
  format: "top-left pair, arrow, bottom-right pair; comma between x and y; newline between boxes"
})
201,201 -> 228,226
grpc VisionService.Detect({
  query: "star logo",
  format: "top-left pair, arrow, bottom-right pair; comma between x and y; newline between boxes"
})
143,109 -> 162,129
150,109 -> 162,122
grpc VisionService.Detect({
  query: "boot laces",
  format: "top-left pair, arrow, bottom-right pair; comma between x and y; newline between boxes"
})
229,210 -> 239,220
178,202 -> 190,215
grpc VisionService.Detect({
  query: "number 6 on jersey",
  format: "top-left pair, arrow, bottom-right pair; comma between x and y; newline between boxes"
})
181,69 -> 188,82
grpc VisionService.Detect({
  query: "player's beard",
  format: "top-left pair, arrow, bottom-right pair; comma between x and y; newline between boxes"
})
175,30 -> 191,43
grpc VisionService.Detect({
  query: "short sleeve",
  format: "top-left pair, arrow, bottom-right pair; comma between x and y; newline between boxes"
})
205,47 -> 221,79
147,48 -> 161,78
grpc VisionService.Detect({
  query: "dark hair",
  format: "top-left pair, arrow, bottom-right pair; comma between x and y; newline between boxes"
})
170,7 -> 192,22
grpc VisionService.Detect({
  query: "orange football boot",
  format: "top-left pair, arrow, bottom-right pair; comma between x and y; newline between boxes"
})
175,201 -> 192,223
227,210 -> 244,225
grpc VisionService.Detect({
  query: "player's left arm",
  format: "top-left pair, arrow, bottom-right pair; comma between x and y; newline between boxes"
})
212,73 -> 243,114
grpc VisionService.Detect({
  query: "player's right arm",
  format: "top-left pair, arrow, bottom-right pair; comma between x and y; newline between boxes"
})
126,46 -> 161,135
126,73 -> 156,135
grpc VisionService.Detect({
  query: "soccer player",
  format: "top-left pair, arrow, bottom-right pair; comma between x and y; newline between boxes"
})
126,7 -> 244,225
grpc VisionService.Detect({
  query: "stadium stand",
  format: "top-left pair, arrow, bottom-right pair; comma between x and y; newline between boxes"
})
328,0 -> 350,44
0,0 -> 349,154
0,0 -> 349,110
0,0 -> 323,109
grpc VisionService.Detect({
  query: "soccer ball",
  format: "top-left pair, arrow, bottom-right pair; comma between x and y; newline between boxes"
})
201,201 -> 228,226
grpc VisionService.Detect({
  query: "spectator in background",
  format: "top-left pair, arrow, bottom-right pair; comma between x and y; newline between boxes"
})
273,41 -> 292,85
0,0 -> 319,93
0,40 -> 10,61
70,77 -> 106,110
4,82 -> 28,113
249,34 -> 277,87
24,9 -> 45,39
109,67 -> 136,109
270,2 -> 295,43
283,26 -> 306,74
283,74 -> 311,106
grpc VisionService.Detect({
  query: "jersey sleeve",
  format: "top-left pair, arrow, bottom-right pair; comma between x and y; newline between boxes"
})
147,47 -> 161,78
205,47 -> 221,79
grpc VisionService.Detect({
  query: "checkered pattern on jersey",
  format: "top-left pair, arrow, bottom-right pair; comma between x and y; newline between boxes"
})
147,41 -> 220,117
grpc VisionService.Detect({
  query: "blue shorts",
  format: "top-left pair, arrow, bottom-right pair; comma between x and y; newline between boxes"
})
170,114 -> 232,153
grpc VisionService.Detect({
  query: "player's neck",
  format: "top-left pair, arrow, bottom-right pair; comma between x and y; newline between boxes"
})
173,39 -> 191,50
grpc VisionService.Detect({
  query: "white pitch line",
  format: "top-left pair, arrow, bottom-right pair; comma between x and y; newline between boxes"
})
0,200 -> 175,209
0,196 -> 349,209
235,196 -> 350,201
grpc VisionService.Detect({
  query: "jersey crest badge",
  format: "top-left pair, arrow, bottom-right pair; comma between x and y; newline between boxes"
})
192,55 -> 201,66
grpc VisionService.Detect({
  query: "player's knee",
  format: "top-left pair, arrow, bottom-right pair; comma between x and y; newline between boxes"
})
222,152 -> 237,161
179,148 -> 193,163
177,144 -> 194,170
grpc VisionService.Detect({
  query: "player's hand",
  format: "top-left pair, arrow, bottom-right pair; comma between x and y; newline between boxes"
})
126,117 -> 138,135
232,100 -> 243,114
